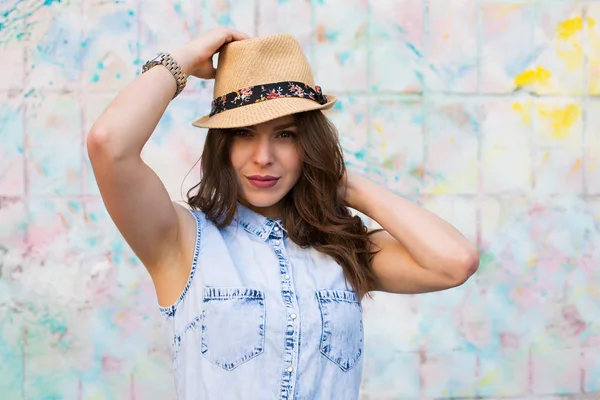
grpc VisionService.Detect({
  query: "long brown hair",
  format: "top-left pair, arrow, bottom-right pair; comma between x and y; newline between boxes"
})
187,110 -> 380,299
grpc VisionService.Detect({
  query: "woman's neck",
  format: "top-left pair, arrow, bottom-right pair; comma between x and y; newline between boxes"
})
238,198 -> 281,220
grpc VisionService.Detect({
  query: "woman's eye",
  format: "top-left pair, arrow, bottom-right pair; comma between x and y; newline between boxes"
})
233,130 -> 252,137
277,130 -> 297,139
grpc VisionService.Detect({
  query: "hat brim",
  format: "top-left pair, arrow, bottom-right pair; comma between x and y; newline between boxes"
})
192,95 -> 338,129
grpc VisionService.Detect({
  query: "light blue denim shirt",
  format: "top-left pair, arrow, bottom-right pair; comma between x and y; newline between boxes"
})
159,204 -> 364,400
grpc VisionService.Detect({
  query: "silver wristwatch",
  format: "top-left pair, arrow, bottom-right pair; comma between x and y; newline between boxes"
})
142,52 -> 187,99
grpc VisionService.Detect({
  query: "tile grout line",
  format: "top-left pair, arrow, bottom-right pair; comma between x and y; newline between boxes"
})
310,0 -> 315,77
528,2 -> 537,210
421,0 -> 430,204
475,0 -> 483,272
580,2 -> 590,393
528,8 -> 538,392
365,0 -> 372,191
254,0 -> 260,37
582,4 -> 589,198
420,0 -> 430,396
20,6 -> 29,400
79,0 -> 87,212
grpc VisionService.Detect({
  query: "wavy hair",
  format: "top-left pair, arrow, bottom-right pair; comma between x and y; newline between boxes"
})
187,110 -> 380,299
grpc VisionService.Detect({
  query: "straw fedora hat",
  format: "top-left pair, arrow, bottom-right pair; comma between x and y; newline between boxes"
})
192,33 -> 337,129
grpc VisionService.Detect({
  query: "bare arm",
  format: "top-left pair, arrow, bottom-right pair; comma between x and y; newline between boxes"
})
87,27 -> 250,284
343,171 -> 480,294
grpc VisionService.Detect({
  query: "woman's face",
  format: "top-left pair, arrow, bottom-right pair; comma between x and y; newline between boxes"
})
229,114 -> 302,218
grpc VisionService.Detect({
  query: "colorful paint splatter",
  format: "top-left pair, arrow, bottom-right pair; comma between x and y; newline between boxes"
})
0,0 -> 599,398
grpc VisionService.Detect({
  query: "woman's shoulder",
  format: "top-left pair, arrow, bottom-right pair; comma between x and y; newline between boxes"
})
173,202 -> 207,229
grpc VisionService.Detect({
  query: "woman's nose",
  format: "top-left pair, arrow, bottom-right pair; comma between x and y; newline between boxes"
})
253,137 -> 274,166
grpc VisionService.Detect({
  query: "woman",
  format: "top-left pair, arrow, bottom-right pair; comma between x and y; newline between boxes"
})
87,27 -> 479,400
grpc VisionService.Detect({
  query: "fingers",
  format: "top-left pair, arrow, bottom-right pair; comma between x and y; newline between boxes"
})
202,27 -> 249,56
229,29 -> 251,41
214,26 -> 250,44
220,28 -> 251,47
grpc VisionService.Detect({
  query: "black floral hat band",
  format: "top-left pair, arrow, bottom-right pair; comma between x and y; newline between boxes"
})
209,81 -> 328,117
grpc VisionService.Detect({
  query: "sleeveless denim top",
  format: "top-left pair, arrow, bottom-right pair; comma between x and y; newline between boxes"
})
159,204 -> 364,400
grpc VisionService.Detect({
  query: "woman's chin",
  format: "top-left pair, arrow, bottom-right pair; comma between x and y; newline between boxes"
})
240,191 -> 286,209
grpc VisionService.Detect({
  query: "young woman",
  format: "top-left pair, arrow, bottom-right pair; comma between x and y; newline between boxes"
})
87,27 -> 479,400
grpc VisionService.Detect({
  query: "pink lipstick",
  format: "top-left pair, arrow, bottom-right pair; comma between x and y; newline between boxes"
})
246,175 -> 280,189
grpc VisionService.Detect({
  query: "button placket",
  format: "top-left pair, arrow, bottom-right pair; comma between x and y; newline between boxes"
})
269,224 -> 299,399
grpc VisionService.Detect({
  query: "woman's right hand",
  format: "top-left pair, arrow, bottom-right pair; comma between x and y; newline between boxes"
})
170,27 -> 250,80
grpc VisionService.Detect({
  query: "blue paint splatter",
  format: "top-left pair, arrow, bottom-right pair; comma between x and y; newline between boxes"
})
355,149 -> 366,161
506,46 -> 544,77
217,13 -> 232,26
99,10 -> 135,31
339,50 -> 352,66
324,30 -> 340,42
67,200 -> 81,212
411,114 -> 424,125
406,42 -> 422,58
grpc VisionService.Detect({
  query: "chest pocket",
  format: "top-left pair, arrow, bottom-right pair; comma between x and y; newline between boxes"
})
316,289 -> 364,372
201,287 -> 265,371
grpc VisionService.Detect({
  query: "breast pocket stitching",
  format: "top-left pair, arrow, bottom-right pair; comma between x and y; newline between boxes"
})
316,289 -> 364,372
201,287 -> 266,371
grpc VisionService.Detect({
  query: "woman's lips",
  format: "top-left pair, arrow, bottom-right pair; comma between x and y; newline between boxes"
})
246,176 -> 280,189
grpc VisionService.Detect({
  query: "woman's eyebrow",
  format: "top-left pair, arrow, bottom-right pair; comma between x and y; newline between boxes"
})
272,122 -> 297,130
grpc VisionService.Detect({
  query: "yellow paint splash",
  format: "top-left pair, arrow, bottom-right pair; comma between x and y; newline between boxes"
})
557,16 -> 596,41
511,101 -> 532,125
556,43 -> 584,71
535,103 -> 581,140
495,3 -> 529,17
514,66 -> 551,87
116,311 -> 127,321
478,371 -> 496,387
542,151 -> 550,163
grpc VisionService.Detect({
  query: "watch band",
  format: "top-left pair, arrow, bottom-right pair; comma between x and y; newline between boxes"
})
142,52 -> 187,99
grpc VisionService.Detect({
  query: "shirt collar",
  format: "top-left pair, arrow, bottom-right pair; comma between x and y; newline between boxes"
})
234,203 -> 286,241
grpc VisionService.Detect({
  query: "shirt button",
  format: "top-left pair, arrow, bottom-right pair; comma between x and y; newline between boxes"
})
274,226 -> 280,232
274,239 -> 280,245
284,274 -> 290,280
290,313 -> 297,320
287,366 -> 294,372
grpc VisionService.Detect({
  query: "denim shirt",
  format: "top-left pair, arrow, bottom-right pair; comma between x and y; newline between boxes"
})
159,204 -> 364,400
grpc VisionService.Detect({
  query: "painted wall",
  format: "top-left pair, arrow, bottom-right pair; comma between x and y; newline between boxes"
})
0,0 -> 599,398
